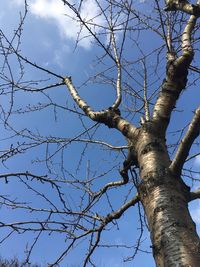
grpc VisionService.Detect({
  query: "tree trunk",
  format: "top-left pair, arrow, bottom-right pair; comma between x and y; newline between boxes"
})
135,123 -> 200,266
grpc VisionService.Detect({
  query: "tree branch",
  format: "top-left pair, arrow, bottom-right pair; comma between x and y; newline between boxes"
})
85,148 -> 138,211
185,152 -> 200,162
152,14 -> 197,134
170,107 -> 200,175
63,75 -> 121,118
189,188 -> 200,201
83,194 -> 140,266
64,77 -> 139,139
141,59 -> 150,121
110,27 -> 122,110
165,1 -> 200,16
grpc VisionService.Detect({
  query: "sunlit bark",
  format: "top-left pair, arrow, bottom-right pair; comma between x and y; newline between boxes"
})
135,124 -> 200,266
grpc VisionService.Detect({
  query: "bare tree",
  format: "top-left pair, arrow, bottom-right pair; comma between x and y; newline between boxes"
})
1,0 -> 200,266
0,257 -> 40,267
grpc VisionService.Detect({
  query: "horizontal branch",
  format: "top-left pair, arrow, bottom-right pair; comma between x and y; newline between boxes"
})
38,137 -> 129,150
189,65 -> 200,74
170,107 -> 200,175
0,172 -> 52,183
0,172 -> 69,211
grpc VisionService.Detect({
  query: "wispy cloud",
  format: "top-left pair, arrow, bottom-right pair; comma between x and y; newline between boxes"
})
11,0 -> 105,49
11,0 -> 24,4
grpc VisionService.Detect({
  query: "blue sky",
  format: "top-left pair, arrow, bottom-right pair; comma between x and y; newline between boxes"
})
0,1 -> 200,266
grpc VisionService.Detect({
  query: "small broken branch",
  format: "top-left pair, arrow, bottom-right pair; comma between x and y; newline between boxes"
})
189,188 -> 200,201
84,147 -> 138,211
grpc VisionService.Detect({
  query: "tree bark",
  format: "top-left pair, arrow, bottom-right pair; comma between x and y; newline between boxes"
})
135,122 -> 200,266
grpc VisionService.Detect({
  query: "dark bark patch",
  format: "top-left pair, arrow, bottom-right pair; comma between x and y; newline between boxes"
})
170,221 -> 188,228
153,112 -> 170,124
154,205 -> 167,213
141,140 -> 164,155
161,87 -> 180,98
82,105 -> 89,112
97,109 -> 121,128
151,244 -> 160,257
121,123 -> 130,136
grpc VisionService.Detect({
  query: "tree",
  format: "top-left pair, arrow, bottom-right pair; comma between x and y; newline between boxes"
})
0,257 -> 40,267
0,0 -> 200,266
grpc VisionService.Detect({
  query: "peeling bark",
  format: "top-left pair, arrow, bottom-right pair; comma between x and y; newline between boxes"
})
140,174 -> 200,266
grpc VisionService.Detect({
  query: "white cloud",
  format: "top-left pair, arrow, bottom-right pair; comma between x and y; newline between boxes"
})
11,0 -> 105,49
53,45 -> 70,68
11,0 -> 25,4
0,10 -> 5,22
